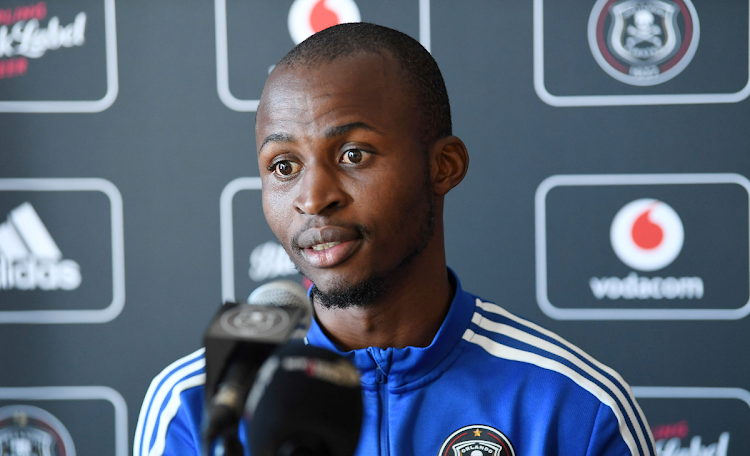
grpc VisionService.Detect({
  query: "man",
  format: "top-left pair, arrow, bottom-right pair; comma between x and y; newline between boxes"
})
134,23 -> 655,456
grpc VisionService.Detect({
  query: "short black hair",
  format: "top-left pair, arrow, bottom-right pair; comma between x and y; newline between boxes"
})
277,22 -> 452,148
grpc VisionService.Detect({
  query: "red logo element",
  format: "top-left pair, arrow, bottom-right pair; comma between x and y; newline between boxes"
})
651,420 -> 689,441
0,2 -> 47,27
610,199 -> 684,271
288,0 -> 360,45
632,205 -> 663,250
0,57 -> 28,79
310,0 -> 338,34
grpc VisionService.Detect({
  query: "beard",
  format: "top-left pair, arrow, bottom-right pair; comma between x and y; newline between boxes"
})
311,178 -> 435,310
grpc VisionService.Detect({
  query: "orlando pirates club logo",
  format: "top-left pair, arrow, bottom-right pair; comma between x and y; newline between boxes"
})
588,0 -> 700,86
438,425 -> 516,456
0,405 -> 76,456
219,305 -> 291,338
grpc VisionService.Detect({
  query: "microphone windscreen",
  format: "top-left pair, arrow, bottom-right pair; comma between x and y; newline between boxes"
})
248,280 -> 312,337
248,280 -> 310,311
246,342 -> 363,456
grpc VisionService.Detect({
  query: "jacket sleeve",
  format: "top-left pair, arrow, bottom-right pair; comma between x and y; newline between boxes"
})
133,349 -> 207,456
134,384 -> 205,456
585,402 -> 646,456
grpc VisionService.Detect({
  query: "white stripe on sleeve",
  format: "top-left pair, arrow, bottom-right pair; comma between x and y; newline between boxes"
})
133,349 -> 205,456
148,374 -> 207,456
469,311 -> 650,456
475,299 -> 655,452
463,329 -> 641,456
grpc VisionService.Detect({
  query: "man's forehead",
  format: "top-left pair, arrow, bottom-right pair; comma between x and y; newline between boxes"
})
256,52 -> 409,137
262,52 -> 404,104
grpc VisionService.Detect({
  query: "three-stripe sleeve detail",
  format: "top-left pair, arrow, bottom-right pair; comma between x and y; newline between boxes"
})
133,348 -> 206,456
463,299 -> 654,456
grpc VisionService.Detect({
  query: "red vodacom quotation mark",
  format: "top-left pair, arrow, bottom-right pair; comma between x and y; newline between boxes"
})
631,204 -> 663,250
310,0 -> 339,33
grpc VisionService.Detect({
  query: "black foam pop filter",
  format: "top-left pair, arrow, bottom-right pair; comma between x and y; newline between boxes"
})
245,343 -> 363,456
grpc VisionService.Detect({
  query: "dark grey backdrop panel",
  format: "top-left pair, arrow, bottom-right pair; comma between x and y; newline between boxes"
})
0,0 -> 748,455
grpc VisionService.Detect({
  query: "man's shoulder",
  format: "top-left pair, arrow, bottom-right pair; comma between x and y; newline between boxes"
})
459,295 -> 636,401
460,296 -> 626,387
457,295 -> 655,456
133,348 -> 206,456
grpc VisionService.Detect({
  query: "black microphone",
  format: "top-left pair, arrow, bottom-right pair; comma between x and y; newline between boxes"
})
245,343 -> 363,456
202,280 -> 312,455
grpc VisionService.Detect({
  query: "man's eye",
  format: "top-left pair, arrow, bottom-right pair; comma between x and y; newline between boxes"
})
272,160 -> 301,177
340,149 -> 370,165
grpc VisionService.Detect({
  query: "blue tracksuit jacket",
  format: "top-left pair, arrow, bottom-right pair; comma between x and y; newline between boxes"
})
133,274 -> 655,456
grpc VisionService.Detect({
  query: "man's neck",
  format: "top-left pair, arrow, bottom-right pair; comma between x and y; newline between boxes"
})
312,251 -> 454,351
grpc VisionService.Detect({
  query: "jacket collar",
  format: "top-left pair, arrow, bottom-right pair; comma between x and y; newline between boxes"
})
305,269 -> 475,389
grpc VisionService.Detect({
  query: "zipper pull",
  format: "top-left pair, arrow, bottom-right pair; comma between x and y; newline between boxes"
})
376,367 -> 387,384
367,347 -> 389,384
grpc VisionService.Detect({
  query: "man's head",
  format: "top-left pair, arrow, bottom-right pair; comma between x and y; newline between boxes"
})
256,23 -> 468,309
277,22 -> 452,150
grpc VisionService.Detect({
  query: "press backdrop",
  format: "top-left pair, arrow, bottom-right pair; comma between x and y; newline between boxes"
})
0,1 -> 749,455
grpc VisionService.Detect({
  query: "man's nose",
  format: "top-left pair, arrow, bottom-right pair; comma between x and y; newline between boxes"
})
293,162 -> 348,215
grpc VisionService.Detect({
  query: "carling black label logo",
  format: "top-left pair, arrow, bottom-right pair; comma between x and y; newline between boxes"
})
0,404 -> 76,456
652,420 -> 729,456
533,0 -> 750,106
633,387 -> 750,456
589,0 -> 699,86
215,0 -> 428,111
535,174 -> 750,320
0,0 -> 117,112
221,178 -> 304,304
0,178 -> 125,324
249,241 -> 297,283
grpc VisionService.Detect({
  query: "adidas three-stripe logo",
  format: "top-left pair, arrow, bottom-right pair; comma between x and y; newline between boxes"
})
0,202 -> 81,291
463,298 -> 655,456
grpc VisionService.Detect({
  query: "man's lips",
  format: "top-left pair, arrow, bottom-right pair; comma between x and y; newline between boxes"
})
296,225 -> 361,249
294,225 -> 363,268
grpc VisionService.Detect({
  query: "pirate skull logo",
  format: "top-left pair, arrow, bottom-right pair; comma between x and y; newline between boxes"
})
588,0 -> 700,86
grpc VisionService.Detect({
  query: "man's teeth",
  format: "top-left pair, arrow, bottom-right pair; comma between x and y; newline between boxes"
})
311,242 -> 341,251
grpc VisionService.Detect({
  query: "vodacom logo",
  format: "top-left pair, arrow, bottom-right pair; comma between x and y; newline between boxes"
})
288,0 -> 361,45
610,198 -> 684,271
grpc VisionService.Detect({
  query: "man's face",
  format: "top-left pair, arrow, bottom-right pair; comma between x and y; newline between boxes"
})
256,52 -> 434,304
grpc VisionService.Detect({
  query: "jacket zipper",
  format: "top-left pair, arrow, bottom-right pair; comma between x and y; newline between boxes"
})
376,367 -> 390,456
369,347 -> 390,456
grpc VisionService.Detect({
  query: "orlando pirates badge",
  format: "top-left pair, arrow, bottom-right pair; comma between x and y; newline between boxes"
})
0,405 -> 76,456
588,0 -> 700,86
438,424 -> 516,456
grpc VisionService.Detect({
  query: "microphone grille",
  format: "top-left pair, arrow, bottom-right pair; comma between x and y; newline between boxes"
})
248,280 -> 310,310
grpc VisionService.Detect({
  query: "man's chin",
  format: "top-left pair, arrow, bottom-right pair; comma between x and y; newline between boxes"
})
309,272 -> 389,310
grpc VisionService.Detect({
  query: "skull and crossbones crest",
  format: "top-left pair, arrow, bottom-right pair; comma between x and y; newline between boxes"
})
626,9 -> 663,48
607,0 -> 681,68
588,0 -> 699,85
0,406 -> 75,456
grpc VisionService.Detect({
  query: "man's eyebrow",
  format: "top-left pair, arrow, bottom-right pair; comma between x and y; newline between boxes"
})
259,133 -> 295,152
325,122 -> 381,139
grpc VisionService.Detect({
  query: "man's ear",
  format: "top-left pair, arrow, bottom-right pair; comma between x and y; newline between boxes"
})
429,136 -> 469,197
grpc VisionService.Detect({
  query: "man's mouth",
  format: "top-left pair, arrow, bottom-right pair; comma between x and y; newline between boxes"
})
293,225 -> 364,268
311,242 -> 342,251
